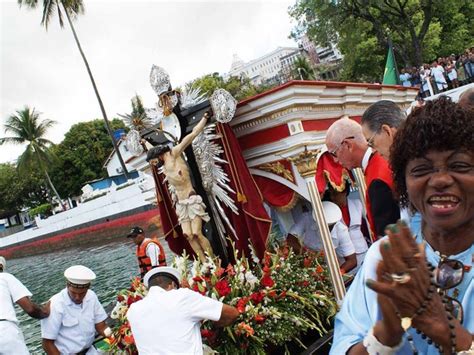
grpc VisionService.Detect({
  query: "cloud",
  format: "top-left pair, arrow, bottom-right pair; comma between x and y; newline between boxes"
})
0,0 -> 296,163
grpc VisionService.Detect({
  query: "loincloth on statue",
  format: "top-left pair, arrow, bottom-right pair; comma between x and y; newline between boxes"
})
176,194 -> 211,224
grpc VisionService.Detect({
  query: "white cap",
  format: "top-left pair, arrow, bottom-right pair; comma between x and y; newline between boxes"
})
64,265 -> 96,285
322,201 -> 343,225
143,266 -> 180,288
0,256 -> 6,271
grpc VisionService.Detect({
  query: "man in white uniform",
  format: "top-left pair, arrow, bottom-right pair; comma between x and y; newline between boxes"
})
127,266 -> 239,355
287,203 -> 357,274
0,256 -> 50,355
41,265 -> 112,355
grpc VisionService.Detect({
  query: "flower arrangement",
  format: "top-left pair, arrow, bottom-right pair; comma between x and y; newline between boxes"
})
108,277 -> 148,354
108,245 -> 337,354
173,245 -> 337,354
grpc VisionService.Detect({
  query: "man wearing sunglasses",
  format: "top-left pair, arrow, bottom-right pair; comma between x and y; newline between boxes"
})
325,117 -> 400,239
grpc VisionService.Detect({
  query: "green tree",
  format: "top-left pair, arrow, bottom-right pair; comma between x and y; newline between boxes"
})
186,73 -> 270,101
49,118 -> 127,197
18,0 -> 130,178
119,94 -> 151,131
0,107 -> 64,210
290,0 -> 474,79
292,56 -> 316,80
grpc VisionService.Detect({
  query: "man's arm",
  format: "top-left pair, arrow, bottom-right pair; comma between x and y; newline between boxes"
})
95,320 -> 110,337
340,253 -> 357,274
172,113 -> 209,156
368,180 -> 400,237
42,339 -> 60,355
214,304 -> 239,327
16,297 -> 50,319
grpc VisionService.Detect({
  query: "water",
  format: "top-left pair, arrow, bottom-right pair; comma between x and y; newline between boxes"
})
7,239 -> 172,354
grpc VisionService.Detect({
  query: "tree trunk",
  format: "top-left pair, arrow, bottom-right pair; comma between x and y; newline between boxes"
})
64,7 -> 129,179
44,170 -> 65,211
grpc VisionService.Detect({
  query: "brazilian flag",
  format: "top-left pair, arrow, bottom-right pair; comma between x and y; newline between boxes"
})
382,43 -> 400,85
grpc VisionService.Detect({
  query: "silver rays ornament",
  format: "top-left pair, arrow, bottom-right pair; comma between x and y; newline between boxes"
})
210,89 -> 237,123
180,86 -> 207,109
150,65 -> 171,96
192,123 -> 239,242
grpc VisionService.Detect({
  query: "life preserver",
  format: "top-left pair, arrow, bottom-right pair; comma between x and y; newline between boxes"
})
136,239 -> 166,278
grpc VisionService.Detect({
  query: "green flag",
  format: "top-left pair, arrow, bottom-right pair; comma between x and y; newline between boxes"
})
382,44 -> 399,85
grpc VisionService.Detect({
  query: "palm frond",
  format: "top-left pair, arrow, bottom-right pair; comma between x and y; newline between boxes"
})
17,0 -> 39,9
41,0 -> 56,29
0,136 -> 25,145
16,144 -> 36,173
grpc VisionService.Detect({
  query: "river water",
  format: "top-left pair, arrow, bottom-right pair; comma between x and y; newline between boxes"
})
7,239 -> 173,354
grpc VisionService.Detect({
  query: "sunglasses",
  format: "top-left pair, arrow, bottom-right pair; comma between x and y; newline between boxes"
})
434,258 -> 465,323
329,136 -> 355,157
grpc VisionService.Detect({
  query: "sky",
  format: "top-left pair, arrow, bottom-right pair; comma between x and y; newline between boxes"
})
0,0 -> 297,163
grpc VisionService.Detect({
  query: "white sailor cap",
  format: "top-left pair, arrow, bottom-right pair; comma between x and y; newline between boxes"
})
322,201 -> 343,225
64,265 -> 96,287
143,266 -> 180,289
0,256 -> 6,270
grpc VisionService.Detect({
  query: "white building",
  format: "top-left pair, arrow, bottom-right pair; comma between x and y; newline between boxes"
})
103,140 -> 137,177
226,47 -> 300,85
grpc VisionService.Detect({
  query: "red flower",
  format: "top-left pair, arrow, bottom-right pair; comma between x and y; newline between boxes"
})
261,275 -> 274,288
254,314 -> 266,324
267,290 -> 277,298
193,276 -> 203,282
215,280 -> 231,297
303,257 -> 312,268
123,334 -> 134,345
279,291 -> 287,299
117,295 -> 125,302
236,297 -> 249,313
263,265 -> 271,274
250,292 -> 264,305
316,265 -> 324,274
201,329 -> 215,338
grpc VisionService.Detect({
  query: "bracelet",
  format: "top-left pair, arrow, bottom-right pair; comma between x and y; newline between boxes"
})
457,341 -> 474,354
363,327 -> 404,355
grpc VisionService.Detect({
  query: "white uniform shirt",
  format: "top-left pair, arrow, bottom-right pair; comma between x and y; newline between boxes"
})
143,238 -> 162,266
330,221 -> 356,263
289,213 -> 356,261
127,287 -> 223,355
41,288 -> 107,354
346,195 -> 369,254
0,272 -> 32,323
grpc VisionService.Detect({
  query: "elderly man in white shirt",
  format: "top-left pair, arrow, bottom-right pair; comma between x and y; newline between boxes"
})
0,256 -> 50,355
127,266 -> 239,355
41,265 -> 112,355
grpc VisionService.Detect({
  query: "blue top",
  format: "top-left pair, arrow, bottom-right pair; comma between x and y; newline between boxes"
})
330,221 -> 474,354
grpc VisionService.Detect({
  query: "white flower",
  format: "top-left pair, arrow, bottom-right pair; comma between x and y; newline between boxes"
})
244,271 -> 258,288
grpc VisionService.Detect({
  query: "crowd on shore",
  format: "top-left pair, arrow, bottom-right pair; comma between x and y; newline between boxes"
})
399,47 -> 474,97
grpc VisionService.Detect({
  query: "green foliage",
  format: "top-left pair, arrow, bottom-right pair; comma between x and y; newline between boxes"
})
49,118 -> 127,197
119,94 -> 151,131
186,73 -> 271,101
289,0 -> 474,81
28,203 -> 52,218
291,56 -> 316,80
0,163 -> 49,215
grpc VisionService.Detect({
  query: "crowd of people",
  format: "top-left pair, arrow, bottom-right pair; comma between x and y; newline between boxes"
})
399,47 -> 474,97
1,89 -> 473,354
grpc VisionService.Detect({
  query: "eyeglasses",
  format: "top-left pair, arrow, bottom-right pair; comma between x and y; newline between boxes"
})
329,136 -> 355,157
434,258 -> 465,323
366,131 -> 377,148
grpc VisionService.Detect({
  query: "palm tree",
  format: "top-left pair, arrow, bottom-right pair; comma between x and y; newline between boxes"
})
0,106 -> 65,211
292,56 -> 316,80
18,0 -> 129,179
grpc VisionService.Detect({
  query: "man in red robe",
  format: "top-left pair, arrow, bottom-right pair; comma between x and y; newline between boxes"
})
325,117 -> 400,239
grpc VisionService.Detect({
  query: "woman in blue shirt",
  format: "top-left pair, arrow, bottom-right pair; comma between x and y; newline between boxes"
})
330,96 -> 473,354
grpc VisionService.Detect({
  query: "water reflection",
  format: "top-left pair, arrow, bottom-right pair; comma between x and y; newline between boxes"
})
7,239 -> 172,354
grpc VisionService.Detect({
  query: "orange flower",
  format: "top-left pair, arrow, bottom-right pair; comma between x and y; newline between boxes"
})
236,322 -> 255,337
123,334 -> 134,345
316,265 -> 324,274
